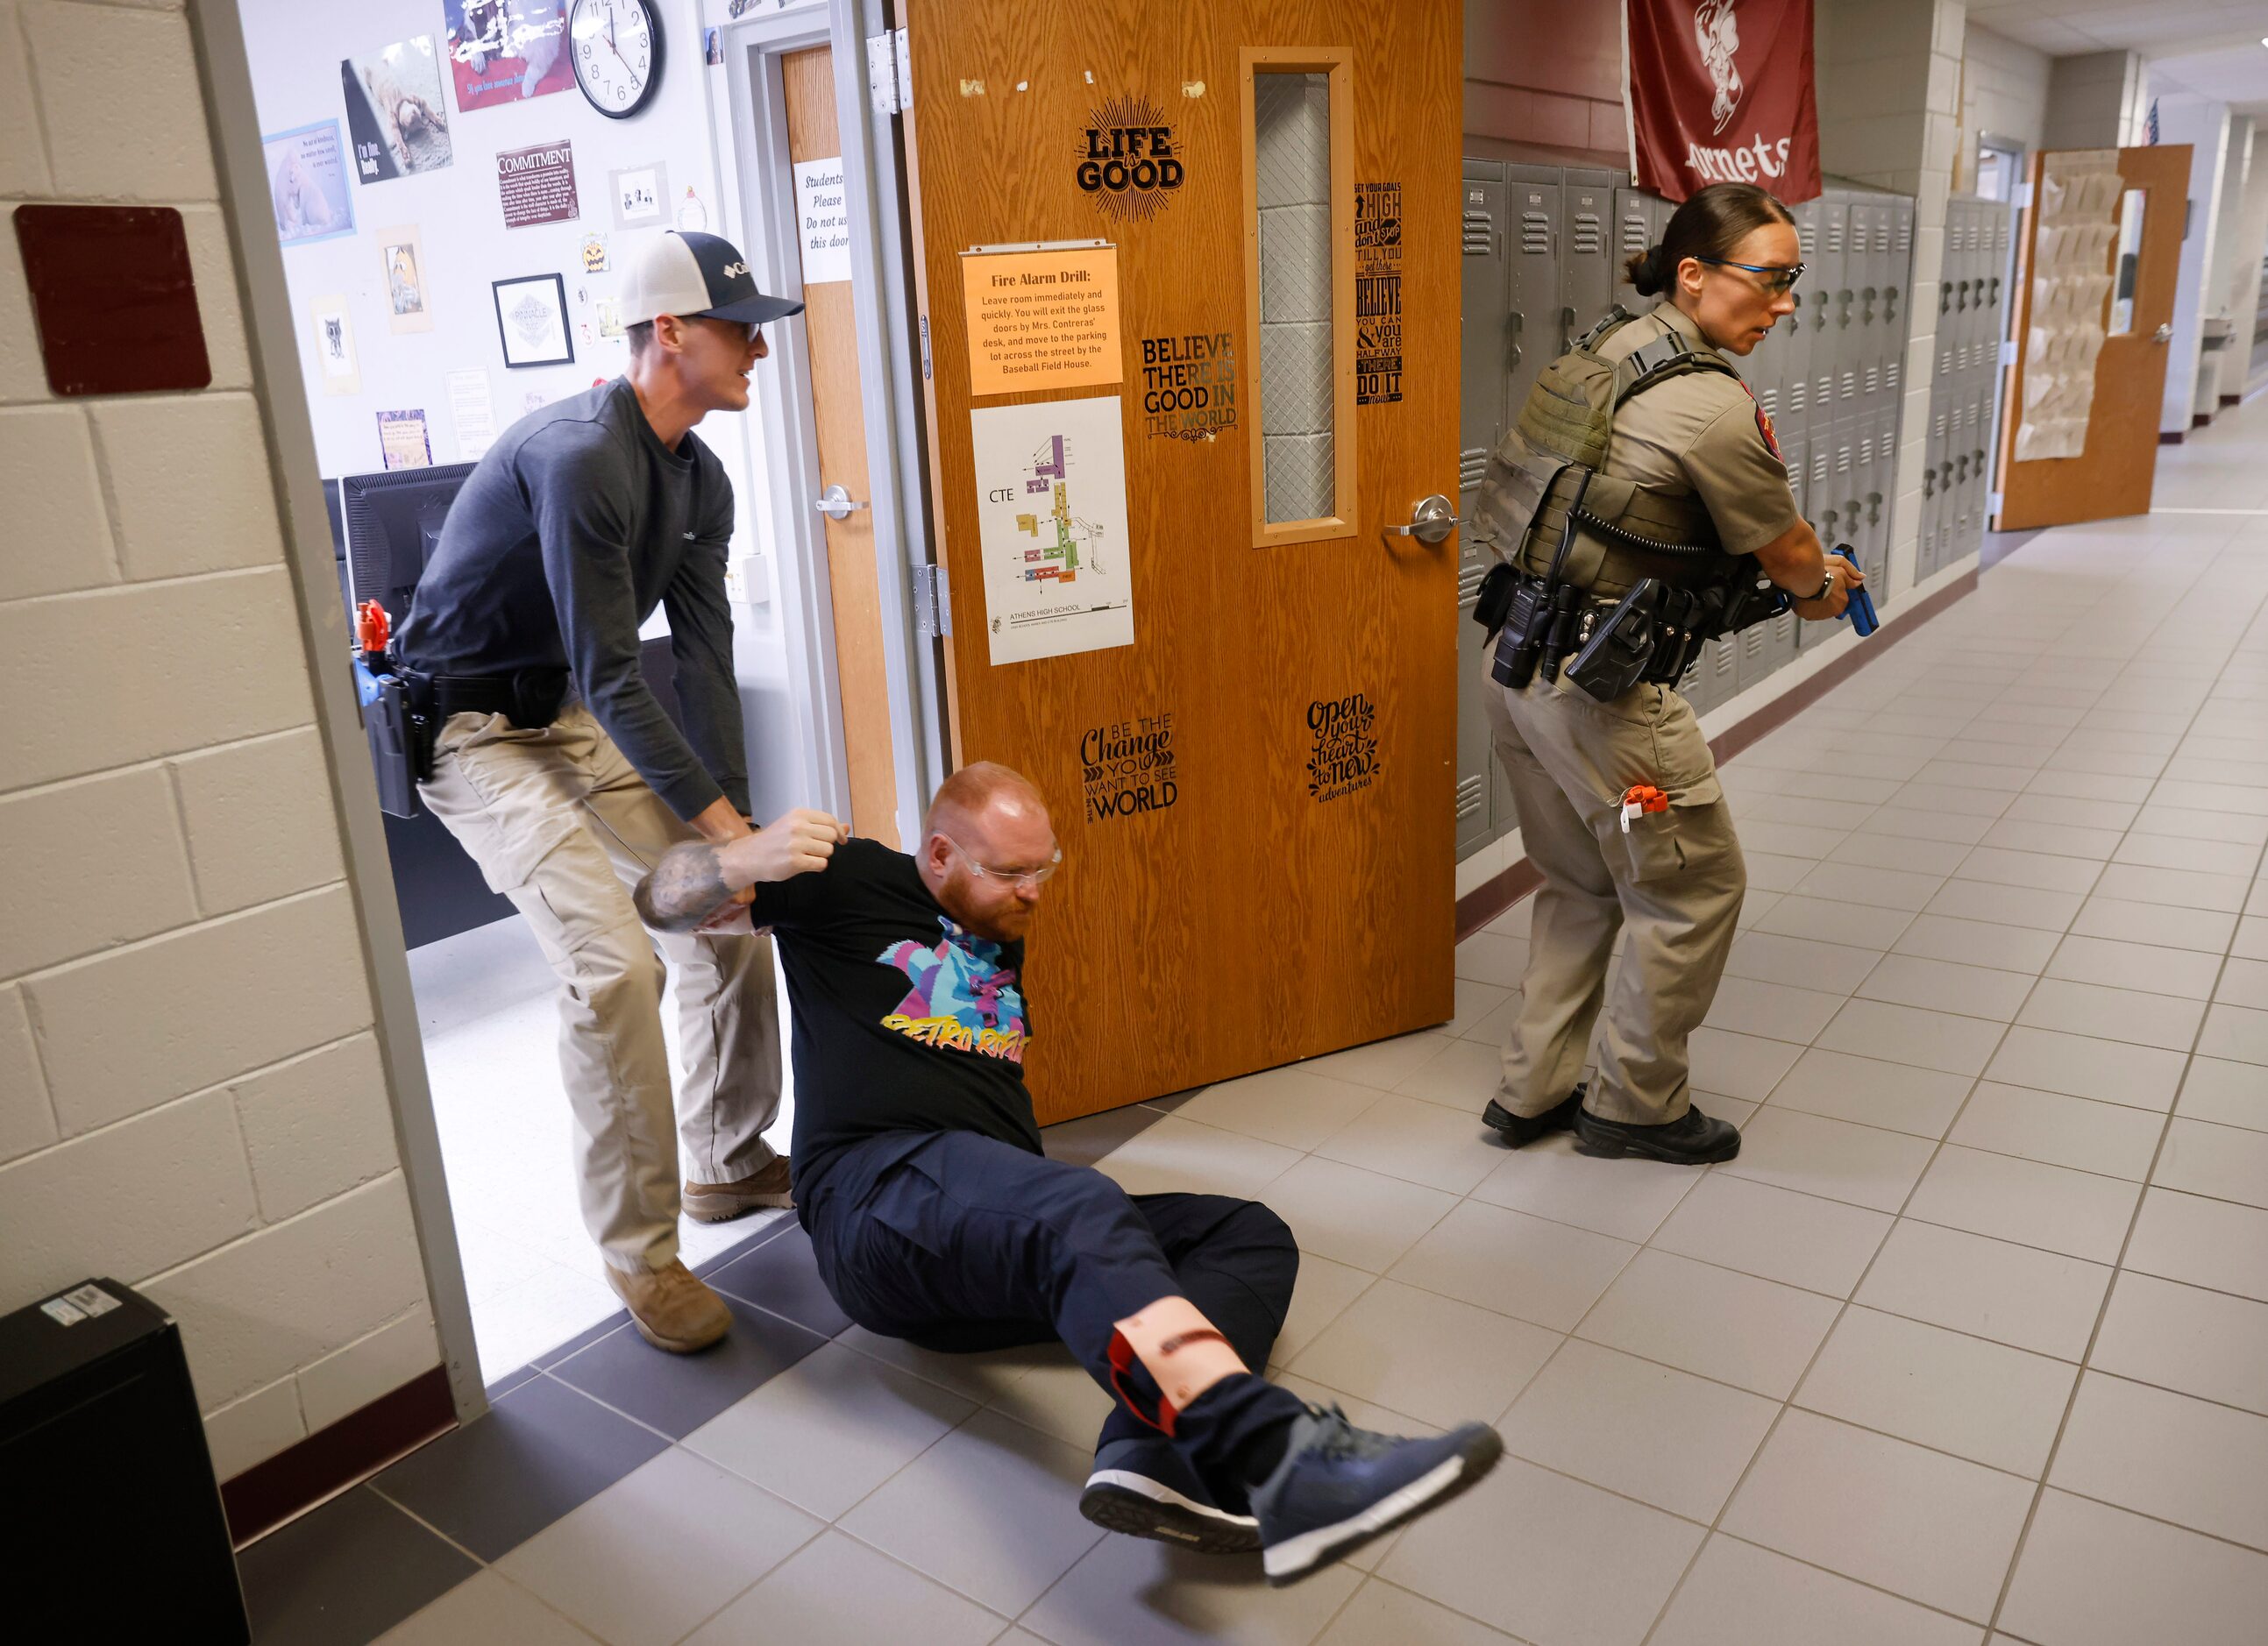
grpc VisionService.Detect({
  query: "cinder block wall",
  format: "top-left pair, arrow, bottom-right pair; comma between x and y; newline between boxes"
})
1816,0 -> 1968,600
0,0 -> 436,1480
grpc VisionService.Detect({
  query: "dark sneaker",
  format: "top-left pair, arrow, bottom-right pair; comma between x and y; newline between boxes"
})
1248,1404 -> 1503,1586
1574,1103 -> 1740,1164
1482,1085 -> 1583,1147
1079,1436 -> 1261,1554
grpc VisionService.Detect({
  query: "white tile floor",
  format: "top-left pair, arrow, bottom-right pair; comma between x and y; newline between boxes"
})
407,918 -> 798,1385
387,403 -> 2268,1640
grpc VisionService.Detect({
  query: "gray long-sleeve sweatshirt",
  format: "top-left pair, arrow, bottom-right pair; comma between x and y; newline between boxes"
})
399,378 -> 749,819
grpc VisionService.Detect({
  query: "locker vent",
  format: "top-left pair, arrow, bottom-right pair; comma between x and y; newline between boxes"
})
1863,365 -> 1880,395
1826,219 -> 1844,254
1896,220 -> 1911,253
1621,211 -> 1649,251
1836,446 -> 1852,473
1789,380 -> 1807,414
1875,223 -> 1890,252
1460,445 -> 1489,491
1573,211 -> 1603,253
1810,451 -> 1829,486
1458,562 -> 1489,603
1760,387 -> 1781,417
1839,370 -> 1857,400
1520,211 -> 1549,253
1455,774 -> 1487,820
1887,359 -> 1901,393
1462,212 -> 1493,255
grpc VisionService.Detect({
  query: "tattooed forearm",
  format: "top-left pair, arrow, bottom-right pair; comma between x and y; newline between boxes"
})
635,842 -> 732,932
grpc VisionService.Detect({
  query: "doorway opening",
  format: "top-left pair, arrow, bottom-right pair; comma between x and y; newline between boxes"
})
224,0 -> 934,1392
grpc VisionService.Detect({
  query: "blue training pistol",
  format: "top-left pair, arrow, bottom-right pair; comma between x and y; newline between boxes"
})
1831,544 -> 1879,637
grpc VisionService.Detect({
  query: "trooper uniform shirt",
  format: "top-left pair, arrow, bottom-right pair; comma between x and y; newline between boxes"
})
1600,301 -> 1802,560
1482,297 -> 1801,1134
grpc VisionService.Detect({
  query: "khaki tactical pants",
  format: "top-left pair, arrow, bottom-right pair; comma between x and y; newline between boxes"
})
420,706 -> 784,1274
1483,661 -> 1745,1125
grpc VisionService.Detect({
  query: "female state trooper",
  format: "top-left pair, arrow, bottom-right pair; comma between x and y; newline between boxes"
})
1474,181 -> 1863,1166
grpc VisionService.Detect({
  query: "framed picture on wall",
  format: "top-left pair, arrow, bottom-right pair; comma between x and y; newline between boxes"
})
491,273 -> 573,368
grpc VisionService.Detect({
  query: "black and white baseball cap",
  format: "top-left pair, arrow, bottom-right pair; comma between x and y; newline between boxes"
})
621,231 -> 804,328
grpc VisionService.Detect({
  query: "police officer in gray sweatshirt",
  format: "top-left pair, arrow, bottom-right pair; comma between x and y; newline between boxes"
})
398,231 -> 816,1353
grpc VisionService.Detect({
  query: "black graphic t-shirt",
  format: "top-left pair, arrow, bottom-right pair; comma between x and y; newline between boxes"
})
749,837 -> 1041,1207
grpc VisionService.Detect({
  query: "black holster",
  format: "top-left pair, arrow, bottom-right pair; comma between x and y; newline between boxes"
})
1565,578 -> 1661,702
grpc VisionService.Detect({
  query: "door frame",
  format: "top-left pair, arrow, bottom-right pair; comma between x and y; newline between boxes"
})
722,0 -> 948,848
1975,132 -> 2024,521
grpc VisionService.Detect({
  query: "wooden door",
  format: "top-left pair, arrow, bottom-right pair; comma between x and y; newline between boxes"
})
781,46 -> 900,846
1997,145 -> 2189,529
899,0 -> 1460,1122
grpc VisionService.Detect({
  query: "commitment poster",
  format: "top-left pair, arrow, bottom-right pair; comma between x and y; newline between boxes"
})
1625,0 -> 1821,204
969,395 -> 1134,666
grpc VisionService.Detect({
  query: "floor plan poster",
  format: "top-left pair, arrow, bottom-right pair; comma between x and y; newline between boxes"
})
970,395 -> 1135,665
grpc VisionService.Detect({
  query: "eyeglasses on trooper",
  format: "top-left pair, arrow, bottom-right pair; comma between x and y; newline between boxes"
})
1696,257 -> 1806,296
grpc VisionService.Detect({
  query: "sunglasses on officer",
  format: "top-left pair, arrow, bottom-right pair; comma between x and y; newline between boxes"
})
1696,257 -> 1806,296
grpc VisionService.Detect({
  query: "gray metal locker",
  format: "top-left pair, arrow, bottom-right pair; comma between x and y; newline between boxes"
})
1610,186 -> 1658,317
1868,405 -> 1896,609
1888,197 -> 1915,410
1852,197 -> 1885,423
1455,162 -> 1509,859
1781,200 -> 1817,450
1561,170 -> 1617,346
1454,632 -> 1497,856
1505,168 -> 1562,443
1814,193 -> 1850,430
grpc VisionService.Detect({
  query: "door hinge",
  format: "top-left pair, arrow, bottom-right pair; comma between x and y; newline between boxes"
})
867,28 -> 912,115
2000,339 -> 2018,366
913,563 -> 951,638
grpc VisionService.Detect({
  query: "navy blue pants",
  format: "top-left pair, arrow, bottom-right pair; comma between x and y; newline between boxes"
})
804,1130 -> 1307,1489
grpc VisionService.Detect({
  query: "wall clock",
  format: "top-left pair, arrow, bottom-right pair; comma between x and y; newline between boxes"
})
570,0 -> 663,120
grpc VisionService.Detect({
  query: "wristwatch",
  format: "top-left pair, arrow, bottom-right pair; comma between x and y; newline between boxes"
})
1806,566 -> 1834,600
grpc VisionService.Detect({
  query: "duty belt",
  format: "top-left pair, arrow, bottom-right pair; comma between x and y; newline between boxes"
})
398,665 -> 572,729
1490,567 -> 1787,702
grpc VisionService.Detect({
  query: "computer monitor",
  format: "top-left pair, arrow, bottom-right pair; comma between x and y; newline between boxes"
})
340,463 -> 476,629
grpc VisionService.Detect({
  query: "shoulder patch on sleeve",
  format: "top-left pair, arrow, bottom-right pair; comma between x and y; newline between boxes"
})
1733,379 -> 1784,466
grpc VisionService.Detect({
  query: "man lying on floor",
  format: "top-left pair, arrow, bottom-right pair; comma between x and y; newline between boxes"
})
633,761 -> 1501,1585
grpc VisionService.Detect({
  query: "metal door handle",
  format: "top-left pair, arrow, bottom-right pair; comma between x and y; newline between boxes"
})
1508,309 -> 1523,375
813,484 -> 869,521
1383,493 -> 1462,544
1560,305 -> 1575,357
2152,323 -> 2172,344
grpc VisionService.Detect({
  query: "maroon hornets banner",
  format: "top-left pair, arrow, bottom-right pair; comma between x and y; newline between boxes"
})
1625,0 -> 1823,205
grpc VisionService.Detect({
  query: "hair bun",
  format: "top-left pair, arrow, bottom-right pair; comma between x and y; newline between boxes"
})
1625,243 -> 1669,297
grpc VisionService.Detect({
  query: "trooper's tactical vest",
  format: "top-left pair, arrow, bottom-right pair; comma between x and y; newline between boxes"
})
1475,306 -> 1745,600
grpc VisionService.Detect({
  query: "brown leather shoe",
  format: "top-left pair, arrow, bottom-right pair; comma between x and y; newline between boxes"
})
604,1259 -> 731,1353
683,1156 -> 794,1222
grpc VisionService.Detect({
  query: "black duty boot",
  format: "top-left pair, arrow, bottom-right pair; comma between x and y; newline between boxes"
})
1573,1103 -> 1740,1165
1482,1086 -> 1584,1148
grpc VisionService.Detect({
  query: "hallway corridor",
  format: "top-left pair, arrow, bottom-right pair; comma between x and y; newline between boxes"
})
245,401 -> 2268,1645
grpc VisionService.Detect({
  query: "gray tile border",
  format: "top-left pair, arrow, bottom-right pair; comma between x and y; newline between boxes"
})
546,1295 -> 831,1440
235,1485 -> 478,1646
370,1373 -> 671,1562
